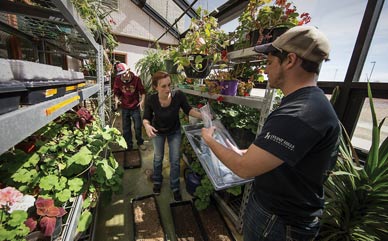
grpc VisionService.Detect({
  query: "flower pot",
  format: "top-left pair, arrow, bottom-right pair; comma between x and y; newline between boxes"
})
220,80 -> 239,96
183,54 -> 213,79
26,231 -> 47,241
184,168 -> 202,196
261,27 -> 289,44
164,59 -> 178,74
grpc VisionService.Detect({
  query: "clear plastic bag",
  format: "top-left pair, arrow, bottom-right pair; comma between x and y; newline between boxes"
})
182,103 -> 252,190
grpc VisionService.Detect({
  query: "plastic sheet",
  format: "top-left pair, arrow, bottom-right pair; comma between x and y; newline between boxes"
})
182,104 -> 252,190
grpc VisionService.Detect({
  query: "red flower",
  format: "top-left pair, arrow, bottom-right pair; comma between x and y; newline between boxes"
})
221,50 -> 228,61
216,96 -> 224,103
197,103 -> 204,109
298,12 -> 311,25
244,92 -> 250,96
186,78 -> 193,84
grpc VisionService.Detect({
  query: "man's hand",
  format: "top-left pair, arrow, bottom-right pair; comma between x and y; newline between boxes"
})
201,126 -> 216,144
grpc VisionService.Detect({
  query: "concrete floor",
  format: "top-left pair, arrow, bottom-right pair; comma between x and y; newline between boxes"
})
93,113 -> 242,241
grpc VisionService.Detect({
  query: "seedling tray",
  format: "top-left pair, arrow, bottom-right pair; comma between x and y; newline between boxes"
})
0,80 -> 26,114
113,149 -> 142,169
170,200 -> 208,241
21,80 -> 67,105
65,80 -> 86,94
197,199 -> 236,241
131,194 -> 167,241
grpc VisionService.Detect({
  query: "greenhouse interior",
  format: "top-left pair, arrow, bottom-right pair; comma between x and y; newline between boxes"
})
0,0 -> 387,240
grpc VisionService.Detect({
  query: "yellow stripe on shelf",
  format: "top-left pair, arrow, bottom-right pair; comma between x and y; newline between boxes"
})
66,85 -> 77,91
78,83 -> 86,88
45,88 -> 58,97
45,95 -> 80,116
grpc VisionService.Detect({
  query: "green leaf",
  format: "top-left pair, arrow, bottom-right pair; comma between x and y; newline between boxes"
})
69,146 -> 93,166
56,189 -> 71,202
8,210 -> 28,227
11,168 -> 37,184
77,210 -> 92,232
117,136 -> 127,149
68,178 -> 84,192
40,175 -> 59,190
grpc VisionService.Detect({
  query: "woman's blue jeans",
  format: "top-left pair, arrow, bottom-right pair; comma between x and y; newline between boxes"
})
243,192 -> 320,241
152,129 -> 182,192
122,108 -> 143,149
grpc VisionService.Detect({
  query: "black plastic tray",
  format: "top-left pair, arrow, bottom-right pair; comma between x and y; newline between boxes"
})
131,194 -> 168,241
0,81 -> 26,114
170,200 -> 208,241
113,149 -> 142,169
20,80 -> 67,105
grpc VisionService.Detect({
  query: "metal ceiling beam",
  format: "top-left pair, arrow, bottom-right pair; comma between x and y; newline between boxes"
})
131,0 -> 180,39
209,0 -> 249,26
172,0 -> 198,19
0,0 -> 66,23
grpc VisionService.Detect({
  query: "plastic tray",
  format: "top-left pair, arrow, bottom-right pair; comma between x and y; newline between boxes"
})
170,200 -> 208,241
182,123 -> 253,191
113,149 -> 142,169
0,81 -> 26,114
131,194 -> 168,241
21,81 -> 67,105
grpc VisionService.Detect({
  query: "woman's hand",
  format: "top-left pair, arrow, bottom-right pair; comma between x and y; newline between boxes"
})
144,123 -> 157,138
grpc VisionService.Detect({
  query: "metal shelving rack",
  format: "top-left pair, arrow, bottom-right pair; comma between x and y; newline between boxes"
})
0,0 -> 104,240
179,49 -> 274,233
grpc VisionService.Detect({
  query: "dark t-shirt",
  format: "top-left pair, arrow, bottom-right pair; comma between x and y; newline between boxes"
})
253,86 -> 340,227
143,90 -> 192,135
113,72 -> 145,109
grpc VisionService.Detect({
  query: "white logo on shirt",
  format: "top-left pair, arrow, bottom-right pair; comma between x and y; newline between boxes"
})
264,132 -> 295,151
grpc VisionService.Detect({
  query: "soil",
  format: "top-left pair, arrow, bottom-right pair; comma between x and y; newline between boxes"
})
125,149 -> 141,168
171,202 -> 206,241
198,203 -> 235,241
113,150 -> 141,169
133,196 -> 165,241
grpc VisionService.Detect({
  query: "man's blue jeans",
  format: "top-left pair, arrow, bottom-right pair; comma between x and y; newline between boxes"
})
152,129 -> 181,192
243,192 -> 320,241
122,108 -> 143,149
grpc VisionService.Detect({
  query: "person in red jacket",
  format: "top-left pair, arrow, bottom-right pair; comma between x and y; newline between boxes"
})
113,62 -> 146,151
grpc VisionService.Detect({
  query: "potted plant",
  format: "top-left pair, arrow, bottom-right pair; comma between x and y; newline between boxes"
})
162,46 -> 181,75
234,0 -> 311,49
176,7 -> 229,79
319,84 -> 388,240
0,107 -> 127,239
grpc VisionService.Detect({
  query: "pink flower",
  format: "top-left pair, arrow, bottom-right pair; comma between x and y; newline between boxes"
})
0,187 -> 23,206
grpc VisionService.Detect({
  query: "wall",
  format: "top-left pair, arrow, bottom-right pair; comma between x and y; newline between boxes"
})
110,0 -> 180,46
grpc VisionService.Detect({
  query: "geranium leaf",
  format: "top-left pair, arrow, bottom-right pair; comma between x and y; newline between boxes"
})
8,210 -> 28,227
40,175 -> 58,190
11,168 -> 34,183
40,216 -> 57,236
70,146 -> 92,166
77,210 -> 92,232
68,178 -> 84,192
56,189 -> 71,203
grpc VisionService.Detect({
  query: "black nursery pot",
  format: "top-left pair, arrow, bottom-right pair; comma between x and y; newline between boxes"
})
164,59 -> 179,74
183,54 -> 213,79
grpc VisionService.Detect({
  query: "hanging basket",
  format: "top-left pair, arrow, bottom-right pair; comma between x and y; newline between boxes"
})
183,54 -> 213,79
164,59 -> 179,74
